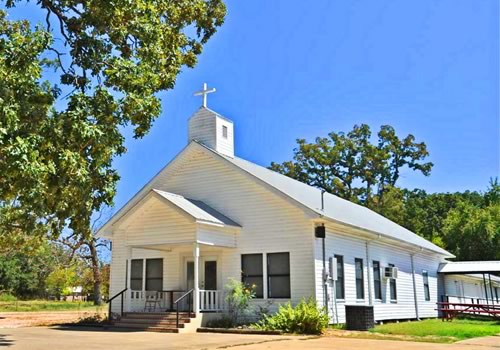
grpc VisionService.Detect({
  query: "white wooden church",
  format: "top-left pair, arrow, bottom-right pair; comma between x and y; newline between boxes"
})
97,84 -> 499,332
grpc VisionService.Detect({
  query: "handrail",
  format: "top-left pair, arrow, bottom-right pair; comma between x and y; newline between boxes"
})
174,289 -> 194,328
108,288 -> 128,303
174,289 -> 193,304
107,287 -> 128,323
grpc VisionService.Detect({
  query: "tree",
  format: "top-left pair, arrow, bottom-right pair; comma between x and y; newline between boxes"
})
443,202 -> 500,261
0,241 -> 71,298
270,124 -> 433,207
0,1 -> 226,244
60,208 -> 111,305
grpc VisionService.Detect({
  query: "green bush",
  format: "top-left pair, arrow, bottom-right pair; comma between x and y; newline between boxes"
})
0,293 -> 17,302
224,278 -> 255,326
205,316 -> 234,328
254,298 -> 329,335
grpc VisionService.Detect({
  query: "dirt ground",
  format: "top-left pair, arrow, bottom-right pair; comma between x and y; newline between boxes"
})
0,310 -> 106,328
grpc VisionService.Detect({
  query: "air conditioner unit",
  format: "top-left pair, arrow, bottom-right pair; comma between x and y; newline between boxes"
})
384,266 -> 398,279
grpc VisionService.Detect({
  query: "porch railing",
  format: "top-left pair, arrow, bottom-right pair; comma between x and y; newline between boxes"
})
442,294 -> 500,306
199,289 -> 226,312
174,289 -> 194,327
107,287 -> 127,323
127,290 -> 188,312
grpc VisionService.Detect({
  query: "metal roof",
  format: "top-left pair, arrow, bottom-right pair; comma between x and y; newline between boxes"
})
438,261 -> 500,274
197,142 -> 453,257
153,189 -> 241,228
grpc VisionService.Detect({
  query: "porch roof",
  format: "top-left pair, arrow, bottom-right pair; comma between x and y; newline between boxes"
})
152,189 -> 241,228
438,261 -> 500,274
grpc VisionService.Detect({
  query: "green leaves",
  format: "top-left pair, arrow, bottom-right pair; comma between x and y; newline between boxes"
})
269,124 -> 433,206
0,1 -> 226,243
255,297 -> 329,335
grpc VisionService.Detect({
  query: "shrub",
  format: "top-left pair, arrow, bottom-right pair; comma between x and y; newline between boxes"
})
254,298 -> 329,335
205,316 -> 234,328
0,293 -> 17,302
224,278 -> 255,326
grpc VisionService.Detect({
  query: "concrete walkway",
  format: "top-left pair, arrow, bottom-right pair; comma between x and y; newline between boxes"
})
0,326 -> 498,350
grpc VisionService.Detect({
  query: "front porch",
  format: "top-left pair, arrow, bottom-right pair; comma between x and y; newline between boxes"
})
106,189 -> 241,319
116,242 -> 232,316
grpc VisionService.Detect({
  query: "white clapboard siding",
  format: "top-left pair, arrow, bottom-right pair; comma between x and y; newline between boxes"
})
197,225 -> 237,248
156,147 -> 316,305
188,108 -> 217,150
443,274 -> 500,301
314,224 -> 444,323
215,116 -> 234,158
118,195 -> 196,246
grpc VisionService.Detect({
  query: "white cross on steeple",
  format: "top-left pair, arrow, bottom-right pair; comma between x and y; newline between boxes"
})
194,83 -> 216,108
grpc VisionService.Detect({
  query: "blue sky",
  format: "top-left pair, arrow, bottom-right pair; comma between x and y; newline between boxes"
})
6,0 -> 499,212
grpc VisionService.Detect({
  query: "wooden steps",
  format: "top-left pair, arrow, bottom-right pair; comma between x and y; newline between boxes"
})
111,312 -> 194,333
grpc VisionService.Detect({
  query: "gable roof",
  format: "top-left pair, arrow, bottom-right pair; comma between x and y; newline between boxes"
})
152,189 -> 241,228
196,142 -> 453,257
97,139 -> 453,257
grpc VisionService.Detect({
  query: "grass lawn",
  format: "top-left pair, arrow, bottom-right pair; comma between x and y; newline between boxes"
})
0,300 -> 105,312
370,318 -> 500,342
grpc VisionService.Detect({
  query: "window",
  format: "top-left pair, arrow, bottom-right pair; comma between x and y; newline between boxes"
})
241,254 -> 263,298
130,259 -> 143,290
373,261 -> 382,300
267,253 -> 291,298
145,259 -> 163,291
389,263 -> 397,301
334,255 -> 345,299
222,125 -> 228,138
422,270 -> 430,301
355,258 -> 365,299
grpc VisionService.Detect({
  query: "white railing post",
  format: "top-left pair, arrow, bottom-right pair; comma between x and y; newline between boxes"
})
126,246 -> 132,313
193,243 -> 200,314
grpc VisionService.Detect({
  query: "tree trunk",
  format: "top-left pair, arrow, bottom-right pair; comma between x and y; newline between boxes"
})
89,241 -> 102,305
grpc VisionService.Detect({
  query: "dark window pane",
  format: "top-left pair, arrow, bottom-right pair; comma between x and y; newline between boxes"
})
244,276 -> 263,297
335,255 -> 344,299
423,271 -> 430,301
267,253 -> 290,299
355,258 -> 364,299
268,276 -> 291,298
389,263 -> 397,300
242,254 -> 263,276
146,259 -> 163,291
204,261 -> 217,290
267,253 -> 290,275
242,254 -> 263,298
131,259 -> 143,278
131,259 -> 143,290
373,261 -> 382,300
146,259 -> 163,278
186,261 -> 194,290
356,279 -> 364,299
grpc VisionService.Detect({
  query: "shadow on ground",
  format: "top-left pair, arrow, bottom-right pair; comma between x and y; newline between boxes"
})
51,325 -> 152,333
0,334 -> 13,347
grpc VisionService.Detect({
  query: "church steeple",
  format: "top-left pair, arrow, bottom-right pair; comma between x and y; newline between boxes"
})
188,83 -> 234,158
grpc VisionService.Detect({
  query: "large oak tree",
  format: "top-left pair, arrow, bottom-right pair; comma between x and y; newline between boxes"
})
0,1 -> 226,247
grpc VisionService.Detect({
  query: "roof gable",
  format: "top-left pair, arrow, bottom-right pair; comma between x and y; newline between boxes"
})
153,189 -> 240,227
97,140 -> 453,257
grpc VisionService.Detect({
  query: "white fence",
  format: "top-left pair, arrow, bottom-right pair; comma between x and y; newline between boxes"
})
199,290 -> 226,312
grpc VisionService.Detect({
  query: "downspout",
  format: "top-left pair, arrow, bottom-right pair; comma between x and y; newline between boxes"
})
410,254 -> 420,320
365,241 -> 373,305
321,190 -> 327,309
482,274 -> 489,305
488,274 -> 494,304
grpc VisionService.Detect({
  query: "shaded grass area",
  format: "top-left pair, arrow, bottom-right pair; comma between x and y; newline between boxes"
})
0,300 -> 104,312
370,318 -> 500,341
